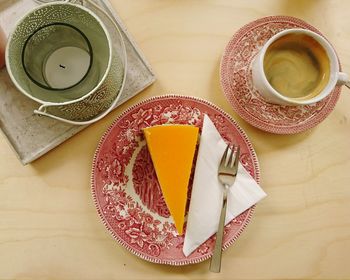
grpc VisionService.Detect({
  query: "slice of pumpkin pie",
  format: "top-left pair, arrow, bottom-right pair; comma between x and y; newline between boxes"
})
143,124 -> 199,235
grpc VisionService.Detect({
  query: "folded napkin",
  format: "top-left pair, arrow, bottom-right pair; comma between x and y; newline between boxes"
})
183,114 -> 267,257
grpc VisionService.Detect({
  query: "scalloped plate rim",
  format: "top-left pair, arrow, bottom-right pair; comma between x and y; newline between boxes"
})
91,94 -> 260,265
220,15 -> 342,134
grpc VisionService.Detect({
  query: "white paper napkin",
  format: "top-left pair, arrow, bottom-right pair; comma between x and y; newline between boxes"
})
183,114 -> 267,257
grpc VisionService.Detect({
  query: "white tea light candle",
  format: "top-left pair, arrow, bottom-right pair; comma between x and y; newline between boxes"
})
44,46 -> 91,89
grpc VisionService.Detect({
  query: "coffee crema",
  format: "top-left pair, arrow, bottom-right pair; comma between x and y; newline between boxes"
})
263,33 -> 330,100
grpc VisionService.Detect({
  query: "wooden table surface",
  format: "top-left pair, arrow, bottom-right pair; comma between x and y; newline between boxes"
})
1,0 -> 350,279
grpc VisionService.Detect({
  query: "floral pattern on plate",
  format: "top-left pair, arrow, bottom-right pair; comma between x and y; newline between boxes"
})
220,16 -> 342,134
91,95 -> 260,265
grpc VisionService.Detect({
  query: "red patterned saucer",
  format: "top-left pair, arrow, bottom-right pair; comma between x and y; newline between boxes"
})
220,16 -> 342,134
91,95 -> 260,265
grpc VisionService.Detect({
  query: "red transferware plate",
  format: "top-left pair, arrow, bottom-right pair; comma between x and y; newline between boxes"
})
220,16 -> 342,134
91,95 -> 260,265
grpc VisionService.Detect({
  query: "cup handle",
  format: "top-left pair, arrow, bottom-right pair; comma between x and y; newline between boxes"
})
33,105 -> 76,124
33,95 -> 120,125
337,72 -> 350,89
33,84 -> 124,125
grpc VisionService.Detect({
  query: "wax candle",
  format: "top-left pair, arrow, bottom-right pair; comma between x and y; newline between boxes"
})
44,46 -> 91,89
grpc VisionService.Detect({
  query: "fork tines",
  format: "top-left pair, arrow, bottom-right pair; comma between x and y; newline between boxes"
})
221,144 -> 240,168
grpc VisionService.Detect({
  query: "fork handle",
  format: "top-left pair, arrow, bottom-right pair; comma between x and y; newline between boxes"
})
209,186 -> 228,273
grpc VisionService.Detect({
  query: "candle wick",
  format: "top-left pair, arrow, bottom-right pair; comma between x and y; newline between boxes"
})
59,64 -> 66,69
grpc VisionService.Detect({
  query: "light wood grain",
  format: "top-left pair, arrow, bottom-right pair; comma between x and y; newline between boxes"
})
1,0 -> 350,279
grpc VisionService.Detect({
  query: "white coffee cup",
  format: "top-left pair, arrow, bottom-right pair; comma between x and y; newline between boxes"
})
252,28 -> 349,106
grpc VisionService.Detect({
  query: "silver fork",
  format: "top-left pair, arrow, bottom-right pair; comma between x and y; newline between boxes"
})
209,144 -> 240,273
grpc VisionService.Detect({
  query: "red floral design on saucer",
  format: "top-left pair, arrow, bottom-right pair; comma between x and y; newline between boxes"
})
91,95 -> 260,265
220,16 -> 342,134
